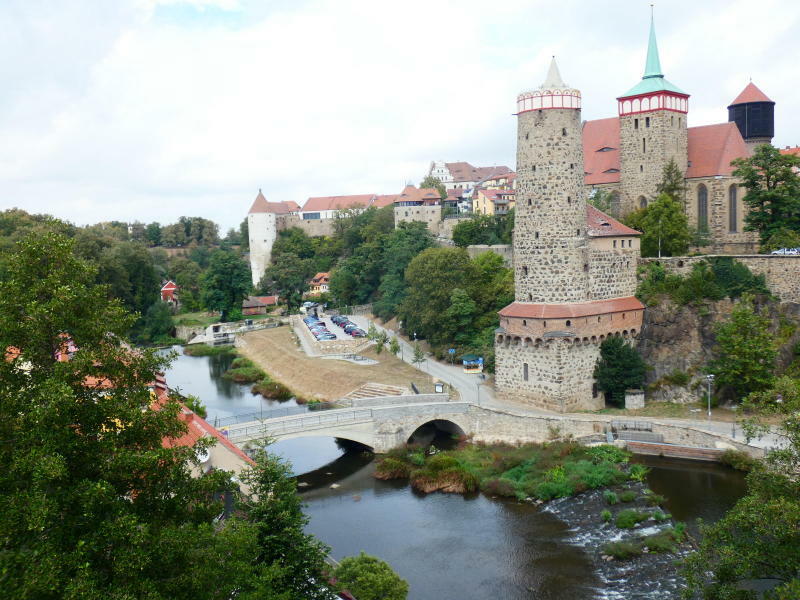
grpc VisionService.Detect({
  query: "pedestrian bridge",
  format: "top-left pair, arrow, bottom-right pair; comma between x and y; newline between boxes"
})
225,402 -> 473,453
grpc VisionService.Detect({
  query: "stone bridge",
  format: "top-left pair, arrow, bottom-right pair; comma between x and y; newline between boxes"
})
223,400 -> 762,457
225,402 -> 474,453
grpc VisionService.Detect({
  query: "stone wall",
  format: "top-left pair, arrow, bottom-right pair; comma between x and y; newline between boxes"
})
466,244 -> 513,266
439,215 -> 472,240
619,109 -> 687,216
587,239 -> 639,300
394,204 -> 441,235
494,338 -> 604,412
684,177 -> 759,254
640,255 -> 800,303
276,214 -> 336,237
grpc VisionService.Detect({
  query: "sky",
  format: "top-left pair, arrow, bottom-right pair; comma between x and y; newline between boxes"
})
2,0 -> 799,232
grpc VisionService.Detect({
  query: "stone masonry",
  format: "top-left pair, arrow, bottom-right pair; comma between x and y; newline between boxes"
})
619,110 -> 687,215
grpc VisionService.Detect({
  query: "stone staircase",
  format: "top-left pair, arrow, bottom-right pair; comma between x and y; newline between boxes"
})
343,382 -> 408,401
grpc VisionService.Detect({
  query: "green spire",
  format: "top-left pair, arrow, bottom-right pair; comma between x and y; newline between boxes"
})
643,13 -> 663,79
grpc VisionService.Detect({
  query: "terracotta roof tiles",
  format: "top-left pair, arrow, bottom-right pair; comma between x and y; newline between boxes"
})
248,191 -> 298,215
499,297 -> 645,319
729,82 -> 773,106
582,118 -> 621,185
686,122 -> 748,178
302,194 -> 376,212
586,205 -> 640,237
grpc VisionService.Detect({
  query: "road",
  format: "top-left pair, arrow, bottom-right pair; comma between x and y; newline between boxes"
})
369,319 -> 785,451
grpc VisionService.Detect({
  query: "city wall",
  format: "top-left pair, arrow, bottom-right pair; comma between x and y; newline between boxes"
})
276,214 -> 336,237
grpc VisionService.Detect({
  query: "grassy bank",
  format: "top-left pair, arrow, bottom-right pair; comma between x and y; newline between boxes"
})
183,344 -> 237,357
375,441 -> 636,500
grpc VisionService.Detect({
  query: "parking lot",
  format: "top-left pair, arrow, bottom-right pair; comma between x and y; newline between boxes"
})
300,311 -> 371,342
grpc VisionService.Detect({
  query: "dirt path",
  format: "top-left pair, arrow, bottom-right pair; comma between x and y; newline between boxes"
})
237,326 -> 434,401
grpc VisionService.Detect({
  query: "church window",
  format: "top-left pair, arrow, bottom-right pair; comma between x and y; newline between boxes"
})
562,128 -> 567,136
729,185 -> 738,232
523,363 -> 529,381
634,118 -> 639,129
697,184 -> 709,230
645,117 -> 650,128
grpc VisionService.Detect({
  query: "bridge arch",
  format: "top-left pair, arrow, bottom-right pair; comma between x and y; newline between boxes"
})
405,417 -> 469,446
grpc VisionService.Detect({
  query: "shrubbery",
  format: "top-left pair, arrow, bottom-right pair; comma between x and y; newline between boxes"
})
615,509 -> 650,529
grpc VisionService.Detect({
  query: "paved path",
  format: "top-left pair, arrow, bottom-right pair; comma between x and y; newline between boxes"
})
369,319 -> 784,451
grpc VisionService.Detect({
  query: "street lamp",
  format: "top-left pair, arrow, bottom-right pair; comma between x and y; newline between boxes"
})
706,374 -> 715,420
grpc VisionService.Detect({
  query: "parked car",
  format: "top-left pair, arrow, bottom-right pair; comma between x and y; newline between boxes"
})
317,334 -> 337,341
349,329 -> 366,338
771,248 -> 800,255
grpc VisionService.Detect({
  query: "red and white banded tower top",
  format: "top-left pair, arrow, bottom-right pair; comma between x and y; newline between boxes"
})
517,57 -> 581,113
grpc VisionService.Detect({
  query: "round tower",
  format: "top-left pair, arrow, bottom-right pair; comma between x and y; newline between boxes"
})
514,57 -> 588,303
728,82 -> 775,154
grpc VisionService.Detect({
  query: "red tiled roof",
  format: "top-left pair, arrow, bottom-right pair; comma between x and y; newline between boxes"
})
445,162 -> 511,183
499,296 -> 645,319
302,194 -> 376,212
310,272 -> 330,284
687,122 -> 748,178
248,191 -> 297,215
253,295 -> 278,306
583,118 -> 621,185
393,185 -> 441,205
373,194 -> 399,207
164,407 -> 255,465
482,171 -> 517,183
161,280 -> 178,291
586,205 -> 640,237
479,188 -> 515,203
729,82 -> 773,106
780,147 -> 800,157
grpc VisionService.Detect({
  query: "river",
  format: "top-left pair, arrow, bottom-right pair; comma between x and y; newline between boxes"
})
166,348 -> 748,600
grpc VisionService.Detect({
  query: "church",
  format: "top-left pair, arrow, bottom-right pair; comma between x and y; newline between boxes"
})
579,16 -> 774,253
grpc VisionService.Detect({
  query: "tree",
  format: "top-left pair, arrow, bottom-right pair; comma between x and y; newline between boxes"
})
627,193 -> 692,257
443,288 -> 478,346
412,342 -> 425,366
732,144 -> 800,245
389,336 -> 400,357
593,337 -> 646,406
145,221 -> 162,246
762,226 -> 800,253
682,377 -> 800,599
334,552 -> 408,600
240,451 -> 336,600
201,249 -> 251,321
587,189 -> 615,213
260,253 -> 312,312
0,232 -> 258,598
420,175 -> 446,200
374,330 -> 388,355
709,295 -> 776,400
655,158 -> 687,201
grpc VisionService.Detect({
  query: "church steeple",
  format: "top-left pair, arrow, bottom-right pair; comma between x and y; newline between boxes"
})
643,14 -> 663,79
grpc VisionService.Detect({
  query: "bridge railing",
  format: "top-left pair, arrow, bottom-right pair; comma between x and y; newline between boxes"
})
227,409 -> 374,442
214,403 -> 336,428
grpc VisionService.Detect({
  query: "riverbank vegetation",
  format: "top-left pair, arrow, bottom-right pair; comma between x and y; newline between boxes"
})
183,343 -> 237,356
375,441 -> 636,500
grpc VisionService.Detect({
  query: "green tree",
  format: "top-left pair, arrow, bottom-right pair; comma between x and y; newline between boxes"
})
145,221 -> 162,246
443,288 -> 478,346
412,342 -> 425,366
682,377 -> 800,599
389,336 -> 400,357
239,218 -> 250,251
762,226 -> 800,253
655,158 -> 687,201
201,249 -> 251,321
630,193 -> 692,257
260,253 -> 312,312
141,301 -> 175,344
593,337 -> 647,406
240,451 -> 336,600
420,175 -> 447,200
709,295 -> 776,400
374,330 -> 388,355
0,232 -> 257,598
587,189 -> 615,213
334,552 -> 408,600
732,144 -> 800,245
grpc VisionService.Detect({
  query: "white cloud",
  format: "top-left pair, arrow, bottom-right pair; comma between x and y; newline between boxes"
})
1,0 -> 799,230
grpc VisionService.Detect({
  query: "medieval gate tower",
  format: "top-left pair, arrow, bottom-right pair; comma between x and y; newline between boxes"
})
494,59 -> 645,412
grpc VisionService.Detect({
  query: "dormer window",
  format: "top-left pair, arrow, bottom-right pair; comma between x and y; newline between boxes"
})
596,147 -> 615,152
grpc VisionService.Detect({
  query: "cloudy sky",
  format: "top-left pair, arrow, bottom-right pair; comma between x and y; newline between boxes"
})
2,0 -> 799,232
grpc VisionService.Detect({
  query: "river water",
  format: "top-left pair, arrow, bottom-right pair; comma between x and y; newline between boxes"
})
165,350 -> 748,600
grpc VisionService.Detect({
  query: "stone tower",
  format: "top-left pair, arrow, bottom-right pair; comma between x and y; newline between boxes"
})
513,58 -> 588,304
494,59 -> 645,413
618,15 -> 689,215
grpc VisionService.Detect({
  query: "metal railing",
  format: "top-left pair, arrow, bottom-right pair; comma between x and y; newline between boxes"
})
226,409 -> 374,442
213,403 -> 337,428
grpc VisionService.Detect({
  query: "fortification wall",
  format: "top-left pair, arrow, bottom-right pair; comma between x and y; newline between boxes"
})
439,215 -> 472,240
466,244 -> 513,266
276,214 -> 336,237
641,255 -> 800,303
588,243 -> 639,300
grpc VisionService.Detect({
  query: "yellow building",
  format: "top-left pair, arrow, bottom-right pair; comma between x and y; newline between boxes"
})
474,188 -> 515,216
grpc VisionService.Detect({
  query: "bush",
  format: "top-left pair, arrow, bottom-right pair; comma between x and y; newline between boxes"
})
644,492 -> 667,506
585,445 -> 631,464
223,366 -> 265,383
564,460 -> 627,489
628,464 -> 650,483
183,344 -> 236,356
603,490 -> 619,505
334,552 -> 409,600
603,541 -> 643,560
251,379 -> 293,400
615,509 -> 650,529
374,458 -> 411,480
719,449 -> 758,472
601,509 -> 612,523
662,369 -> 690,387
482,478 -> 517,498
652,510 -> 669,522
620,490 -> 637,502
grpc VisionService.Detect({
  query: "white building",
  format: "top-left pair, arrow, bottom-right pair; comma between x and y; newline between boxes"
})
247,191 -> 299,287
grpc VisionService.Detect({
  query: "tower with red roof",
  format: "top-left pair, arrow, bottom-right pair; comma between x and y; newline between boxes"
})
618,13 -> 689,215
246,190 -> 300,287
728,82 -> 775,153
494,58 -> 644,412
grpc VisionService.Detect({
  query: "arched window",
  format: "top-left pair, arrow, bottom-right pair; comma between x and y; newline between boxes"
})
639,196 -> 648,209
697,184 -> 708,230
729,185 -> 738,233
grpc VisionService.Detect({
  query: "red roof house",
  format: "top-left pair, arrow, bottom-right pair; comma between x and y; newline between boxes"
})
161,280 -> 178,303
